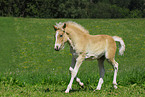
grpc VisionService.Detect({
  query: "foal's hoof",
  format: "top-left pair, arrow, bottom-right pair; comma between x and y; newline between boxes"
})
80,83 -> 84,87
65,90 -> 69,93
114,85 -> 118,89
65,88 -> 72,93
93,88 -> 101,92
96,86 -> 101,90
93,89 -> 98,92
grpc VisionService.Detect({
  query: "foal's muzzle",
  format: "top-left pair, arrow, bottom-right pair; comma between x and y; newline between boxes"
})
54,46 -> 60,51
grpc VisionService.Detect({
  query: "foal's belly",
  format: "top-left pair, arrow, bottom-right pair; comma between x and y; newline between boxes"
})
85,52 -> 105,60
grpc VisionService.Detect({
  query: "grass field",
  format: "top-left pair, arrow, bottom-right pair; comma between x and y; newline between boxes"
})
0,17 -> 145,96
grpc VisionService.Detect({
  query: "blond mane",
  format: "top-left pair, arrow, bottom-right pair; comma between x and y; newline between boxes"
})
55,21 -> 89,34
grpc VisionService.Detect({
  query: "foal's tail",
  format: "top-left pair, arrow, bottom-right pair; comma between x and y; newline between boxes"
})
112,36 -> 125,55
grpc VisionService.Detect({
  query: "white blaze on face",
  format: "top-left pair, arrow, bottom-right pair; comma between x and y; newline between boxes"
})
55,31 -> 59,42
55,31 -> 61,49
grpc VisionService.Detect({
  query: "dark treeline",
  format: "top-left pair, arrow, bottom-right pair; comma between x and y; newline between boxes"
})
0,0 -> 145,18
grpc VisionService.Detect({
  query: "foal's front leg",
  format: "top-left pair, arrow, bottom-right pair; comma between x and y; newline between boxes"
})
65,54 -> 85,93
70,47 -> 84,87
69,56 -> 84,87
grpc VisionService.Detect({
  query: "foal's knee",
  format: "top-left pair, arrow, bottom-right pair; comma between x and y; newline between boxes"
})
71,70 -> 77,78
69,67 -> 73,72
69,67 -> 77,78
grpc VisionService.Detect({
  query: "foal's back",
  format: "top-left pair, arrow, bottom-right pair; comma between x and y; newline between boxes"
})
86,35 -> 116,59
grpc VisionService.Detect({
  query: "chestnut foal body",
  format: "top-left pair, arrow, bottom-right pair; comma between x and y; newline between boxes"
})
53,21 -> 125,93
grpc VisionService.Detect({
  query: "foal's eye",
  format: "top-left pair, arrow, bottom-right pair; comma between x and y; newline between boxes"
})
60,35 -> 63,37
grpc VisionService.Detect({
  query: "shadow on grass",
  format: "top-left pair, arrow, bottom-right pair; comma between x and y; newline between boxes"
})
44,85 -> 96,93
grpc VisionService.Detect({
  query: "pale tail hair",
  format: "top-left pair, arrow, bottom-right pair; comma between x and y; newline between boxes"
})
112,36 -> 125,55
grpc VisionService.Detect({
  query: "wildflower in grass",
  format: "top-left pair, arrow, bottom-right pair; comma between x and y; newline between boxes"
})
38,43 -> 41,45
116,23 -> 119,25
23,61 -> 28,64
47,59 -> 52,62
69,53 -> 72,56
23,66 -> 28,68
108,68 -> 114,71
47,36 -> 53,39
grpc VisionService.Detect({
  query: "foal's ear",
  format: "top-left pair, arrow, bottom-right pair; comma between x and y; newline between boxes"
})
53,25 -> 58,31
63,23 -> 66,29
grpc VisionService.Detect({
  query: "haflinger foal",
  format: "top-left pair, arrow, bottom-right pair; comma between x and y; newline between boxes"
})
53,21 -> 125,93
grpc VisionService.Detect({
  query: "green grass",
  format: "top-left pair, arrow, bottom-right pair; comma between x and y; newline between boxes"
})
0,17 -> 145,96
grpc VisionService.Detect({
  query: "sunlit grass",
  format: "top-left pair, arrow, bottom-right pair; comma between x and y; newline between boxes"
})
0,17 -> 145,96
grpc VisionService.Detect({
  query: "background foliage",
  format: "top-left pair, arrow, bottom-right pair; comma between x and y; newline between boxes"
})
0,0 -> 145,18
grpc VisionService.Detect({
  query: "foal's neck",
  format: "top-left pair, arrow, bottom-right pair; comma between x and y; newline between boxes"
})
66,27 -> 88,52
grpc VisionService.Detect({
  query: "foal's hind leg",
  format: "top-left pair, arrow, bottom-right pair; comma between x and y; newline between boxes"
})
95,56 -> 105,91
108,59 -> 118,89
112,59 -> 118,89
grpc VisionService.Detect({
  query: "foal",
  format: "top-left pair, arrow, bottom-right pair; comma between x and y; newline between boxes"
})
53,21 -> 125,93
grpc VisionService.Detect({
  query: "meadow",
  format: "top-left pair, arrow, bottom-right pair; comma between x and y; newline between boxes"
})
0,17 -> 145,96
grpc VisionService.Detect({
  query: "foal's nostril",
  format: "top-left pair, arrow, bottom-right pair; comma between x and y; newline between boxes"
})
55,46 -> 59,51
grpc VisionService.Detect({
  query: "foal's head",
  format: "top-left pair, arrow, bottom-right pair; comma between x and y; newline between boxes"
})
53,23 -> 67,51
